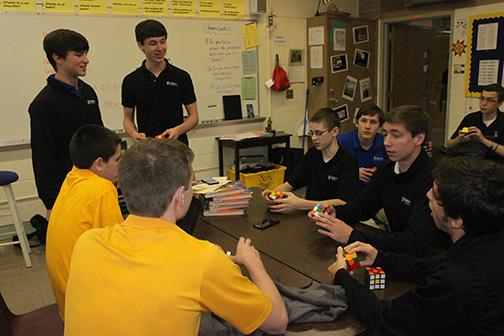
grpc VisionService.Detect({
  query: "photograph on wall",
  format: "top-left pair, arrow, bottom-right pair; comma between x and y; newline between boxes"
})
333,28 -> 346,51
353,25 -> 369,44
454,64 -> 465,74
333,104 -> 349,122
354,49 -> 370,68
289,49 -> 304,65
342,75 -> 358,102
330,54 -> 348,73
246,104 -> 255,118
360,77 -> 372,102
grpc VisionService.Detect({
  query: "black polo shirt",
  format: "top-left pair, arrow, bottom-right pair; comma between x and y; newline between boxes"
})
287,146 -> 358,202
450,110 -> 504,160
121,59 -> 197,144
29,75 -> 103,209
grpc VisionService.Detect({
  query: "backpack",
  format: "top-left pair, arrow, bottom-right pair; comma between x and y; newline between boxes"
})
12,214 -> 48,247
271,54 -> 290,92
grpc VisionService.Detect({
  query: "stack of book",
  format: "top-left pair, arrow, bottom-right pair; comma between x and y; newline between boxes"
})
202,182 -> 252,216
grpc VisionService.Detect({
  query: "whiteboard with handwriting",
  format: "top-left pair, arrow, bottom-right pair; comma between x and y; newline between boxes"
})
0,13 -> 258,145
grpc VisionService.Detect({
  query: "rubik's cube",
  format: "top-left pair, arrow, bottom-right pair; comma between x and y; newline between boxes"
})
365,267 -> 386,290
268,190 -> 285,201
370,166 -> 377,173
344,252 -> 361,272
308,203 -> 330,218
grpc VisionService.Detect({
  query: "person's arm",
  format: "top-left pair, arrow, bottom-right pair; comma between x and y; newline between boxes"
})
123,106 -> 146,142
160,102 -> 199,139
201,238 -> 287,335
232,237 -> 288,334
331,245 -> 465,335
335,165 -> 385,224
470,126 -> 504,158
445,120 -> 467,148
347,193 -> 442,256
269,192 -> 346,213
29,100 -> 60,210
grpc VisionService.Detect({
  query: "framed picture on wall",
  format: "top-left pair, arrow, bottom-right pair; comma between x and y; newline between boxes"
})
246,104 -> 255,118
333,104 -> 349,122
342,75 -> 358,102
353,25 -> 369,44
354,49 -> 370,68
333,28 -> 346,51
330,54 -> 348,73
360,77 -> 372,102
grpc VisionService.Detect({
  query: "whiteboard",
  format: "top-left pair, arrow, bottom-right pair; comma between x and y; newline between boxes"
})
0,13 -> 259,144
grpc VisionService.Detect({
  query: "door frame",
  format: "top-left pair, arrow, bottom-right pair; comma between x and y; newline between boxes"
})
377,11 -> 454,142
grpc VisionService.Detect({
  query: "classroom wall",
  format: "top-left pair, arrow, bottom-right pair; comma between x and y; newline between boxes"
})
0,0 -> 358,226
447,2 -> 504,137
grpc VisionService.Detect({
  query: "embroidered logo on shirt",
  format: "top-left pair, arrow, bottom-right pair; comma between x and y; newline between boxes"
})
401,197 -> 411,206
87,99 -> 96,105
166,81 -> 178,87
327,175 -> 338,182
373,156 -> 384,161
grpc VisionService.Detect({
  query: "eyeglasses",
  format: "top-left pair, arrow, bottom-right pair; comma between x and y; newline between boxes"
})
307,129 -> 330,137
479,97 -> 498,103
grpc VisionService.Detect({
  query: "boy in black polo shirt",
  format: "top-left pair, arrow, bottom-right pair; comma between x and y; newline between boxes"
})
122,19 -> 199,145
261,108 -> 358,213
312,105 -> 445,256
29,29 -> 103,219
446,83 -> 504,160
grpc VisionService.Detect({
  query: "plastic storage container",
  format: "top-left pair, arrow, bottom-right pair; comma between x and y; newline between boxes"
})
227,165 -> 286,189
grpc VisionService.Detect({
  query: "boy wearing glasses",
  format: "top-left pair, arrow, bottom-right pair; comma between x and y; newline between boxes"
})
261,108 -> 358,213
446,83 -> 504,159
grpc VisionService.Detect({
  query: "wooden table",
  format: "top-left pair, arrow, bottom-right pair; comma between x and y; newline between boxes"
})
216,133 -> 292,177
195,189 -> 415,335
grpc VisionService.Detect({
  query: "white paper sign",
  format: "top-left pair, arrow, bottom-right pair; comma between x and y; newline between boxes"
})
308,26 -> 324,46
478,59 -> 499,85
310,46 -> 323,69
477,22 -> 498,51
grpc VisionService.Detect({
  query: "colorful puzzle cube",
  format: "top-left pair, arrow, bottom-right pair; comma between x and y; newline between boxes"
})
459,127 -> 470,134
344,252 -> 361,272
308,203 -> 330,218
268,190 -> 285,201
369,166 -> 377,173
365,267 -> 386,290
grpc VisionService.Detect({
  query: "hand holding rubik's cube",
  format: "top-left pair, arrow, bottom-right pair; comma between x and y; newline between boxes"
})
268,190 -> 285,201
365,267 -> 386,290
308,203 -> 335,218
344,252 -> 361,272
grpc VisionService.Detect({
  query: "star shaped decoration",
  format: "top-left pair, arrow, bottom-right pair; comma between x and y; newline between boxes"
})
452,40 -> 467,57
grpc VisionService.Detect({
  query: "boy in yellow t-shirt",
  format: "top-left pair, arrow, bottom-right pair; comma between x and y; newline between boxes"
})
64,139 -> 288,336
45,124 -> 123,319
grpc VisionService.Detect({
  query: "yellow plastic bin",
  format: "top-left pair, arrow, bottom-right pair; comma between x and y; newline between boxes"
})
227,165 -> 286,189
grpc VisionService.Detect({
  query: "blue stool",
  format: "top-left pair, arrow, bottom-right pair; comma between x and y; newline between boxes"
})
0,171 -> 32,268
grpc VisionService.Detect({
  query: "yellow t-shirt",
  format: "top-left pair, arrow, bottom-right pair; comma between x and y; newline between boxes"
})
64,215 -> 272,336
45,167 -> 123,319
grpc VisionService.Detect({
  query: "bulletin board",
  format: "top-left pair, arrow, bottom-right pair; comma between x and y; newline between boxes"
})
465,12 -> 504,97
